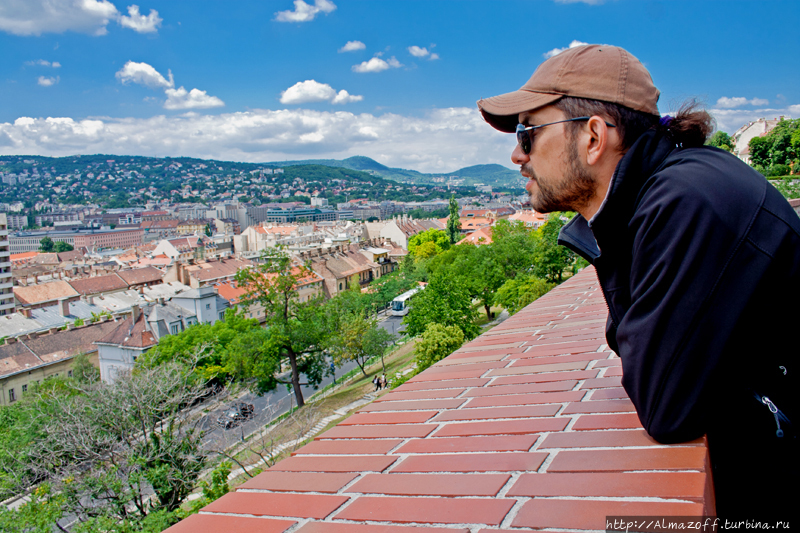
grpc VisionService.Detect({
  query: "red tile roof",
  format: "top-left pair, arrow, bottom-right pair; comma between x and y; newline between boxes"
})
164,268 -> 713,532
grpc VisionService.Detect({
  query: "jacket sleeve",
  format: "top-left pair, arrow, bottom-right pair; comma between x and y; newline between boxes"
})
615,166 -> 769,443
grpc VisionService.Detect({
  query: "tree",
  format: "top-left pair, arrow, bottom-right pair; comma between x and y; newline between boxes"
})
706,131 -> 733,152
204,223 -> 212,237
404,274 -> 479,340
531,213 -> 576,283
414,323 -> 465,372
331,312 -> 394,376
38,236 -> 54,252
495,275 -> 554,315
408,228 -> 450,260
447,195 -> 460,244
53,241 -> 74,253
234,248 -> 329,406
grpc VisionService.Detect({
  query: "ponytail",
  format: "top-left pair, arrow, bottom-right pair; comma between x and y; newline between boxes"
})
657,100 -> 714,148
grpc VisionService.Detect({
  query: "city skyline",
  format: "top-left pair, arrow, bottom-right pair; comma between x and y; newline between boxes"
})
1,0 -> 798,173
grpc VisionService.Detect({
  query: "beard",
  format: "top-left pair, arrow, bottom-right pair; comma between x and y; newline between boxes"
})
524,137 -> 596,214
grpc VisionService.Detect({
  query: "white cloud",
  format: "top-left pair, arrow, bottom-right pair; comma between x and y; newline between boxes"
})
37,75 -> 59,87
118,4 -> 162,33
429,53 -> 440,60
115,61 -> 224,110
408,46 -> 429,58
708,105 -> 798,134
0,107 -> 516,173
274,0 -> 336,22
0,0 -> 118,36
339,40 -> 365,53
26,59 -> 61,68
164,87 -> 225,110
715,96 -> 771,109
352,56 -> 402,73
116,61 -> 174,89
0,0 -> 162,36
543,40 -> 589,58
280,80 -> 362,105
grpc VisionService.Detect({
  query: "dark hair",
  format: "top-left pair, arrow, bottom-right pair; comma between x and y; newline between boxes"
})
553,97 -> 714,150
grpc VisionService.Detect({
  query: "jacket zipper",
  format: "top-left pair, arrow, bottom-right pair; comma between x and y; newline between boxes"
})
759,395 -> 785,438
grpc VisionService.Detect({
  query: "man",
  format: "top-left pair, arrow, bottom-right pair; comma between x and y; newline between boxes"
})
477,44 -> 797,516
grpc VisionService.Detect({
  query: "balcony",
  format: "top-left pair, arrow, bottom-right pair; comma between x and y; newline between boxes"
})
164,268 -> 713,532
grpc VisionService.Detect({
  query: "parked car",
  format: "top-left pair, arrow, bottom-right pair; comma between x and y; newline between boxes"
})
217,402 -> 255,430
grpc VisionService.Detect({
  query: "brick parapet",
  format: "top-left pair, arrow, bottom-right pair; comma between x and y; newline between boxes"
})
165,267 -> 713,532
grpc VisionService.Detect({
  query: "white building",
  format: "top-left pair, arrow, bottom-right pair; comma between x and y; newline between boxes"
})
731,116 -> 785,164
0,214 -> 13,315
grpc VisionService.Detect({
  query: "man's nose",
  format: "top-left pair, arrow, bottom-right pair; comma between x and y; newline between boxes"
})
512,142 -> 529,165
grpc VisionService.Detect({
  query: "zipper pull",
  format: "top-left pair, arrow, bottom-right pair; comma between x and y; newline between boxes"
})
761,396 -> 784,438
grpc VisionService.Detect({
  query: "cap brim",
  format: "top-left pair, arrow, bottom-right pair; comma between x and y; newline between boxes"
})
477,90 -> 563,133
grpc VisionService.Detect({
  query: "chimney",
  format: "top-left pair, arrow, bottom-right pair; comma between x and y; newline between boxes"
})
21,308 -> 32,319
132,305 -> 140,323
6,337 -> 17,344
49,327 -> 58,335
59,298 -> 70,317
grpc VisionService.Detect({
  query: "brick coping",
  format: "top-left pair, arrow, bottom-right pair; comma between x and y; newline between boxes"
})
165,267 -> 714,532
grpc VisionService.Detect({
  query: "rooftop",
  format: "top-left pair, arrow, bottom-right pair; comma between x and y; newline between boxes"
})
165,267 -> 712,532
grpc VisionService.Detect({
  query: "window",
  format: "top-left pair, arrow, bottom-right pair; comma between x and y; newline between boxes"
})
68,370 -> 73,378
8,388 -> 15,402
219,312 -> 225,321
170,324 -> 179,335
22,384 -> 27,394
206,303 -> 211,310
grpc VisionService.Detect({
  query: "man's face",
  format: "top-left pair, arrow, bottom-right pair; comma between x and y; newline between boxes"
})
514,106 -> 596,214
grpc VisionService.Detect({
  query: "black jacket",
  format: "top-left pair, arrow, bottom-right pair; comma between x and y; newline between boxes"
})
559,129 -> 798,514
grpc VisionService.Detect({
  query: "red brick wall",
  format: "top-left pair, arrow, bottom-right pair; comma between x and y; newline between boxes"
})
165,267 -> 713,532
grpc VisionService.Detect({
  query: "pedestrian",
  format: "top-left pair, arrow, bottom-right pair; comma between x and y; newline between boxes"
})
380,374 -> 387,390
372,375 -> 380,391
477,44 -> 797,516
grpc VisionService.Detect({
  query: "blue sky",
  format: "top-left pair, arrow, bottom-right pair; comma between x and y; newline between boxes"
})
1,0 -> 798,173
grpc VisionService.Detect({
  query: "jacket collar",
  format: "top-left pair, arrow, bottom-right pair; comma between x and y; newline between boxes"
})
558,129 -> 675,262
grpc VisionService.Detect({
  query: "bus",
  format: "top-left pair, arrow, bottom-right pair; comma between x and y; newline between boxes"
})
390,286 -> 424,316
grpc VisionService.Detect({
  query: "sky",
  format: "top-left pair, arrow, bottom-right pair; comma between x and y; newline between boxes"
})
1,0 -> 798,173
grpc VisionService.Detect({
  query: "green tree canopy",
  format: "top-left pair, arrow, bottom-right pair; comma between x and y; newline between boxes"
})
38,236 -> 54,252
447,195 -> 460,245
495,275 -> 554,315
413,323 -> 465,373
52,241 -> 74,253
403,274 -> 479,340
408,228 -> 450,260
531,213 -> 576,283
706,131 -> 733,152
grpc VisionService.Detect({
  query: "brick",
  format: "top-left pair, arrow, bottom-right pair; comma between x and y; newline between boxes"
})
487,360 -> 589,376
239,472 -> 358,493
338,411 -> 437,425
589,387 -> 628,400
334,496 -> 515,525
571,413 -> 643,431
203,492 -> 348,519
318,424 -> 437,439
580,376 -> 622,389
359,399 -> 466,412
395,434 -> 538,454
522,340 -> 605,357
374,389 -> 466,402
394,378 -> 490,391
432,417 -> 569,437
459,341 -> 521,351
296,523 -> 468,533
466,380 -> 578,397
465,390 -> 585,408
431,404 -> 560,422
489,369 -> 599,386
292,439 -> 402,456
426,361 -> 506,374
540,429 -> 690,449
511,499 -> 704,530
561,399 -> 636,414
269,455 -> 397,473
507,472 -> 707,499
593,358 -> 621,367
604,365 -> 624,377
163,514 -> 296,533
408,369 -> 492,382
547,447 -> 708,472
509,351 -> 607,367
392,452 -> 548,473
436,353 -> 509,365
348,473 -> 510,496
448,347 -> 528,359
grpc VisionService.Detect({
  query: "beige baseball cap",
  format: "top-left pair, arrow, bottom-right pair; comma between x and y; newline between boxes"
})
477,44 -> 660,133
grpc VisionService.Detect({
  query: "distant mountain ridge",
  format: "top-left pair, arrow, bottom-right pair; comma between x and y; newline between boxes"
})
269,156 -> 524,189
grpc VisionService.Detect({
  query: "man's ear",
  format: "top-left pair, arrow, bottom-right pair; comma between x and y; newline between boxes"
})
585,116 -> 612,166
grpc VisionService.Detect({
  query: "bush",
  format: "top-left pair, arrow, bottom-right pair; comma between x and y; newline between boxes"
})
767,164 -> 792,177
495,275 -> 554,315
413,323 -> 464,372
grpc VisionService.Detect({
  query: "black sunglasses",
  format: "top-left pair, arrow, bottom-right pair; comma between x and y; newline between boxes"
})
516,117 -> 616,155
